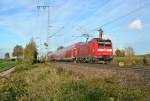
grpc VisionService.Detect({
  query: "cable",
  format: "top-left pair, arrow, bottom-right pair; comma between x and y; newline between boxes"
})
100,2 -> 150,28
77,0 -> 124,30
48,26 -> 64,38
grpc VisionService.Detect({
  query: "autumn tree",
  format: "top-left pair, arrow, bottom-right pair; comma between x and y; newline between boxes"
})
115,49 -> 125,57
4,52 -> 10,61
12,45 -> 23,59
23,38 -> 38,64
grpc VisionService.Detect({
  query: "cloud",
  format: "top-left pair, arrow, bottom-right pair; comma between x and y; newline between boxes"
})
129,19 -> 143,29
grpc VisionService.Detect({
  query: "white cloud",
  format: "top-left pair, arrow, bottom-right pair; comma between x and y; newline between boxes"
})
129,19 -> 143,29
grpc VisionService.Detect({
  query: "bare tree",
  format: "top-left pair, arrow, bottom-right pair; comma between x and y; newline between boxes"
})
125,47 -> 135,65
125,47 -> 135,57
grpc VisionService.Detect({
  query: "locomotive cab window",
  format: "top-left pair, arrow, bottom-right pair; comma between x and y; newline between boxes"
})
98,41 -> 111,47
105,42 -> 112,46
98,42 -> 105,46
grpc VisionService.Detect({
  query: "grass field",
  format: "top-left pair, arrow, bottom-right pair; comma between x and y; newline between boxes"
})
0,61 -> 18,72
0,63 -> 149,101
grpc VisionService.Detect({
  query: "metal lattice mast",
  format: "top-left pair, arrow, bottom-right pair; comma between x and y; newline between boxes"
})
37,4 -> 50,59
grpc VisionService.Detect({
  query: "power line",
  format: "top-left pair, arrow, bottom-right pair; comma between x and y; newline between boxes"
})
73,1 -> 126,41
37,6 -> 50,44
74,1 -> 150,41
78,0 -> 125,30
76,1 -> 150,36
100,2 -> 150,28
48,26 -> 64,38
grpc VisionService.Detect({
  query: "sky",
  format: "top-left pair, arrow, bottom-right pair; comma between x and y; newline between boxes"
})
0,0 -> 150,58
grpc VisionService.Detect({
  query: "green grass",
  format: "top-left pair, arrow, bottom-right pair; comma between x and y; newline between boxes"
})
0,64 -> 149,101
0,61 -> 18,72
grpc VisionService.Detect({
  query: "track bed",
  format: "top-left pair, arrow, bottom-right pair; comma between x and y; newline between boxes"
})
48,62 -> 150,88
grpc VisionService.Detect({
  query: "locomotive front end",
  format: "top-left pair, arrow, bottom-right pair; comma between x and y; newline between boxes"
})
96,39 -> 113,62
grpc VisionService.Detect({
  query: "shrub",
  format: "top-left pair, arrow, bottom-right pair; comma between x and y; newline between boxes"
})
0,79 -> 27,101
112,56 -> 149,66
53,80 -> 112,101
0,64 -> 148,101
115,49 -> 125,57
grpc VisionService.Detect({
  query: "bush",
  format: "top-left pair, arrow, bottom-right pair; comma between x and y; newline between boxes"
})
115,49 -> 125,57
0,64 -> 148,101
112,56 -> 150,66
14,64 -> 38,72
54,80 -> 113,101
0,79 -> 27,101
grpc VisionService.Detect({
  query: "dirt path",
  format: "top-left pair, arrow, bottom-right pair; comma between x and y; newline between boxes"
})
0,67 -> 15,77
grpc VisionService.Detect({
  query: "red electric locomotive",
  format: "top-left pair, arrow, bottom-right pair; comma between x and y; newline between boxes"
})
48,29 -> 113,63
75,38 -> 113,63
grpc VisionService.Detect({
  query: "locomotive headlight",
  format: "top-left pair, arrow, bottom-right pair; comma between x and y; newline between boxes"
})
106,49 -> 112,52
98,49 -> 104,51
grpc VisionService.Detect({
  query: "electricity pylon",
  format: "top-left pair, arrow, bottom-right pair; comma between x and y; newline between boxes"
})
37,3 -> 51,61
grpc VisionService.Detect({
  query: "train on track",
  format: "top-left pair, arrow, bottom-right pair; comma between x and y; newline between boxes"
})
48,29 -> 113,63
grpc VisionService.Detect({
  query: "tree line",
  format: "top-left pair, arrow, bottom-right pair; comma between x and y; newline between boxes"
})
4,38 -> 38,64
115,47 -> 149,66
3,40 -> 149,65
115,47 -> 134,57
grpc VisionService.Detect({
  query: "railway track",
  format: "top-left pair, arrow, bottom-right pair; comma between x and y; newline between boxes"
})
51,62 -> 150,82
81,63 -> 150,81
59,62 -> 150,71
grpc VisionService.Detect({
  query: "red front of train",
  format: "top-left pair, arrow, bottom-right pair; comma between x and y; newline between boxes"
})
75,38 -> 113,63
48,38 -> 113,63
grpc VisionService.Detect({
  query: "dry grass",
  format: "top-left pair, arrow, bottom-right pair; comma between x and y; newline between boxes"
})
112,56 -> 150,66
53,63 -> 148,88
0,63 -> 149,101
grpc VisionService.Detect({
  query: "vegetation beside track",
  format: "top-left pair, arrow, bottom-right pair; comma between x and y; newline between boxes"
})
0,61 -> 19,72
0,63 -> 149,101
112,56 -> 150,66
